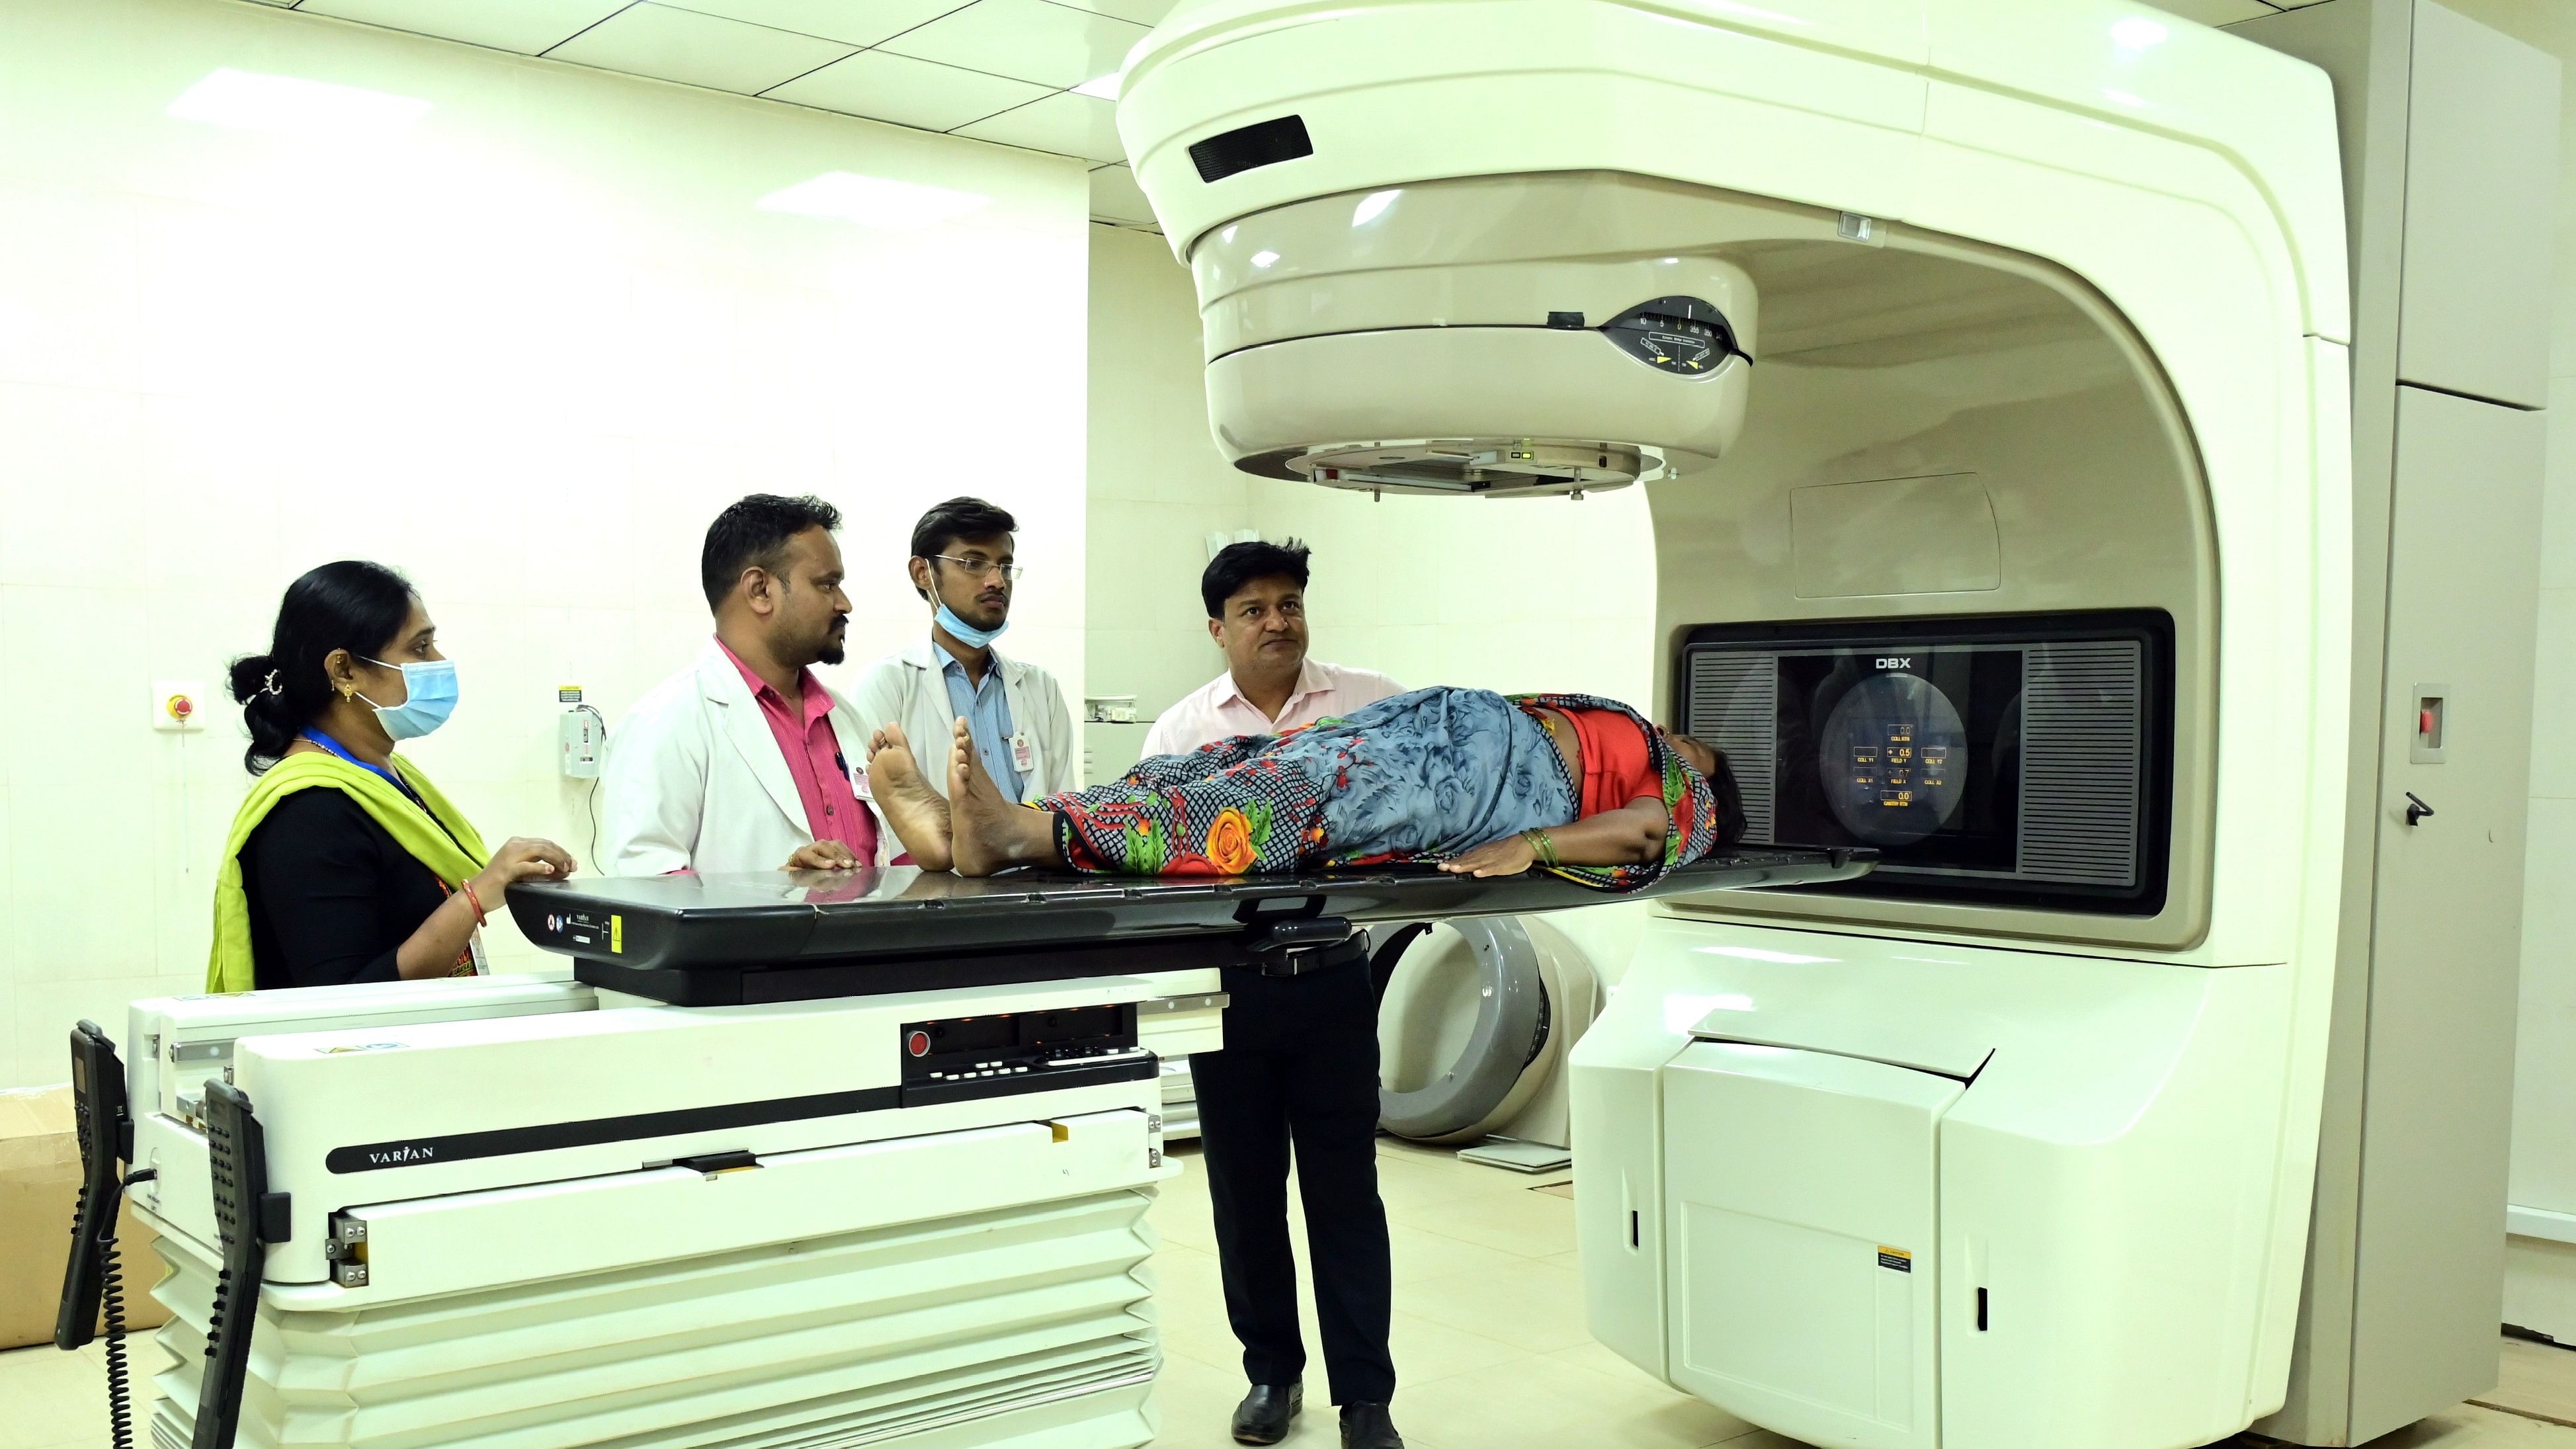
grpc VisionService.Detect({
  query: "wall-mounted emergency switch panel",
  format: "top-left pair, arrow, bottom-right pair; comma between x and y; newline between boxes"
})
2409,684 -> 2449,765
153,681 -> 207,732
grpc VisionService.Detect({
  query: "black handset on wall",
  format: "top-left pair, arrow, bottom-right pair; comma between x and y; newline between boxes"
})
55,1020 -> 128,1351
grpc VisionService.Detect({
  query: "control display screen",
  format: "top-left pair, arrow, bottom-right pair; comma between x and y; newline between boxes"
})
1680,612 -> 2171,913
1778,646 -> 2021,872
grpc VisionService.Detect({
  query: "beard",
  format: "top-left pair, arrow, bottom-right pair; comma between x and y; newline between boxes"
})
796,614 -> 849,667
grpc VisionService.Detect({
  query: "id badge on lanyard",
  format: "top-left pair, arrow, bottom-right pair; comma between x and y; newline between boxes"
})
1011,731 -> 1036,777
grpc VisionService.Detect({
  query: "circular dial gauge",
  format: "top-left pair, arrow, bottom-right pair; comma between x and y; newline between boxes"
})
1601,295 -> 1742,376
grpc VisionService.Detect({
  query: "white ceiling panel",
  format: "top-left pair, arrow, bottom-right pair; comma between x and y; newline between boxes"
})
546,3 -> 855,95
765,48 -> 1048,130
2136,0 -> 2276,24
1050,0 -> 1181,26
295,0 -> 634,55
658,0 -> 970,47
1087,163 -> 1157,226
955,90 -> 1124,163
876,0 -> 1146,89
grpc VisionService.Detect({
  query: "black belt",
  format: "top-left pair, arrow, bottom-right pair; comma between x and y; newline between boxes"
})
1242,919 -> 1368,978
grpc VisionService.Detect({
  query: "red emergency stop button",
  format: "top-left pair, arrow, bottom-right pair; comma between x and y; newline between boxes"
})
2420,709 -> 2435,735
906,1030 -> 930,1057
168,694 -> 194,722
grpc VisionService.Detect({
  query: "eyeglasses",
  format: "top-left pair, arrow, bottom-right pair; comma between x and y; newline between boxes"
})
927,554 -> 1023,583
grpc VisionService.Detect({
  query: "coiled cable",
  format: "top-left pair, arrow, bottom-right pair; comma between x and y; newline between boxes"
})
97,1168 -> 155,1449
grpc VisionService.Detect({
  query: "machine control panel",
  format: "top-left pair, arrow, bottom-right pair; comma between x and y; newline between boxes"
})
1600,295 -> 1743,376
898,1003 -> 1154,1107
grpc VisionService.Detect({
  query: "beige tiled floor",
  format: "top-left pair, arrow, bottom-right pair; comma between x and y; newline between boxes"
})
5,1138 -> 2575,1449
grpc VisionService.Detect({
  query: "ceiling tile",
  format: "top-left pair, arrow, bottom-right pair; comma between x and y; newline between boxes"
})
545,3 -> 856,95
657,0 -> 970,46
1087,162 -> 1157,225
954,90 -> 1124,162
877,0 -> 1147,89
1048,0 -> 1179,25
296,0 -> 636,55
2135,0 -> 2275,24
765,49 -> 1049,130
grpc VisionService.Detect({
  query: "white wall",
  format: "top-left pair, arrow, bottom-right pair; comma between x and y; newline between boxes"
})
1084,226 -> 1251,731
0,0 -> 1090,1088
2438,0 -> 2576,1239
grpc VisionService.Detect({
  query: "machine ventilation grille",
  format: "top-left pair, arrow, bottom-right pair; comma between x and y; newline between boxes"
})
1686,652 -> 1778,844
146,1186 -> 1163,1449
2018,640 -> 2144,885
1188,114 -> 1313,183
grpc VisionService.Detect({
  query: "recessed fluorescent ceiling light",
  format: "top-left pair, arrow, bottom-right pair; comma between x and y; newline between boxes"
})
757,172 -> 990,228
1073,73 -> 1120,101
167,67 -> 432,136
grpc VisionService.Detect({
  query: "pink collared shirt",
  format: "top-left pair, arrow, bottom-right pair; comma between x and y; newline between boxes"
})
1140,659 -> 1405,758
719,640 -> 881,864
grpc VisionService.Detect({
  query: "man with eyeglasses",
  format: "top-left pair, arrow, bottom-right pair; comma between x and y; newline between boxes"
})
852,496 -> 1075,803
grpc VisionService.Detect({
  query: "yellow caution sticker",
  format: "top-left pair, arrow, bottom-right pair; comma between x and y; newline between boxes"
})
1876,1247 -> 1913,1272
610,915 -> 624,954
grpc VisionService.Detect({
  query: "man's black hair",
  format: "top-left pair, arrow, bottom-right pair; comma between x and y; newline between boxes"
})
1200,538 -> 1312,619
700,493 -> 842,610
909,496 -> 1018,600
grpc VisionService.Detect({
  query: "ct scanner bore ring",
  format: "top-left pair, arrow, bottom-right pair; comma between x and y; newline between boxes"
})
1371,917 -> 1553,1141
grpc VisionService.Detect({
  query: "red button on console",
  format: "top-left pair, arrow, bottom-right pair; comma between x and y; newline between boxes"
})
906,1030 -> 931,1057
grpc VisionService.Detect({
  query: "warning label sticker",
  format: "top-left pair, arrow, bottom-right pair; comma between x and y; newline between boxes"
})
1877,1247 -> 1913,1272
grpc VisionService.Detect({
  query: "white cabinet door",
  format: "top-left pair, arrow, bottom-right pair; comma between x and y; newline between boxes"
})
1661,1040 -> 1962,1449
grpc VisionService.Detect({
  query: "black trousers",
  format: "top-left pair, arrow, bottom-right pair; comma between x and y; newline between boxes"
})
1188,952 -> 1397,1405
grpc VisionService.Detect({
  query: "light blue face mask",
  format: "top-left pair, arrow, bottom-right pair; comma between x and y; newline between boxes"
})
356,657 -> 460,741
935,600 -> 1008,651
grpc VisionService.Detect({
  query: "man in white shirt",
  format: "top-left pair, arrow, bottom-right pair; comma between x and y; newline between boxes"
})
1143,539 -> 1411,1449
852,496 -> 1076,802
1141,539 -> 1403,759
600,493 -> 899,876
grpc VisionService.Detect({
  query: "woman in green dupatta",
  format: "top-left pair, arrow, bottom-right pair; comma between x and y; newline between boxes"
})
208,561 -> 577,993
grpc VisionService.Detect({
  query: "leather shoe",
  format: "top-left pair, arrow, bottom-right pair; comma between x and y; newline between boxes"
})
1231,1382 -> 1301,1445
1340,1402 -> 1404,1449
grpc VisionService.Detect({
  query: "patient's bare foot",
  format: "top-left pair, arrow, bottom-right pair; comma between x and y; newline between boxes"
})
947,716 -> 1061,876
864,724 -> 953,872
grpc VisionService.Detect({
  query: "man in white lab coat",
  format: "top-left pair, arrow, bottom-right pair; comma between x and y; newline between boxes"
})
852,497 -> 1075,802
599,493 -> 901,875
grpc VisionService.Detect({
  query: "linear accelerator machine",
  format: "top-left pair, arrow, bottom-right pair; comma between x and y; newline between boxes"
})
56,859 -> 1858,1449
1115,1 -> 2542,1446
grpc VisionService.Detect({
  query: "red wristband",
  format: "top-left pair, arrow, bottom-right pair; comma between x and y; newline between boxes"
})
461,880 -> 488,927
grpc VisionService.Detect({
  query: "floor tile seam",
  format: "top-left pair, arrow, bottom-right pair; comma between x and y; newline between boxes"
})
1381,1220 -> 1571,1260
2472,1397 -> 2576,1432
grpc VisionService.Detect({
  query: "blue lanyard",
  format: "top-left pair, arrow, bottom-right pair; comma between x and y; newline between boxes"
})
300,729 -> 422,804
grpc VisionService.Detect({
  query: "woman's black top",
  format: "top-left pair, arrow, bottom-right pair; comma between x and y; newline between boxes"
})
241,788 -> 448,990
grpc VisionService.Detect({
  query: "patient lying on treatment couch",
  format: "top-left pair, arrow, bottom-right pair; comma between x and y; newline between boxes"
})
866,686 -> 1745,890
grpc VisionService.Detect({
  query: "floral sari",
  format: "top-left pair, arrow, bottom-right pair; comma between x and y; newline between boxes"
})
1039,687 -> 1736,892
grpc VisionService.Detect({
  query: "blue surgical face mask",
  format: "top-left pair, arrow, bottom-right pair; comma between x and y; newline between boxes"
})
356,657 -> 460,741
935,600 -> 1008,651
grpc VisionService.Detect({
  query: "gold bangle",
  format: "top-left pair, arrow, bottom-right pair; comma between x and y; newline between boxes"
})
1522,829 -> 1559,867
